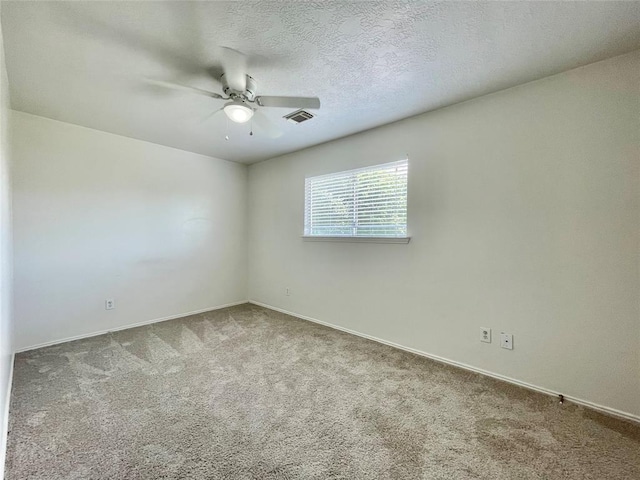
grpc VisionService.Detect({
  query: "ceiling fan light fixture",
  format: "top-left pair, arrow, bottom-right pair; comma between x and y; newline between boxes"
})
223,101 -> 254,123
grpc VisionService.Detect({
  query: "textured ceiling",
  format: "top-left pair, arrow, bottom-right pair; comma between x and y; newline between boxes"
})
2,1 -> 640,164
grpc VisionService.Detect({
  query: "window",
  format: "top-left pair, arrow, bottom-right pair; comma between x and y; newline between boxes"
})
304,159 -> 408,239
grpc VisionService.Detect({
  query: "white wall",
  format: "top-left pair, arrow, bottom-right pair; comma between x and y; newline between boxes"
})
12,112 -> 248,350
0,9 -> 14,476
248,51 -> 640,418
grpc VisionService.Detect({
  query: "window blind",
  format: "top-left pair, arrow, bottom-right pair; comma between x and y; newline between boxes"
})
304,159 -> 408,237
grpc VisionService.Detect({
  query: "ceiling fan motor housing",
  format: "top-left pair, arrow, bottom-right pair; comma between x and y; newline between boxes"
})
221,74 -> 257,101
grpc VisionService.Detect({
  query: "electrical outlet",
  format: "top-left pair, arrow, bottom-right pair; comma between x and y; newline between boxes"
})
500,333 -> 513,350
285,288 -> 291,296
480,328 -> 491,343
105,299 -> 115,310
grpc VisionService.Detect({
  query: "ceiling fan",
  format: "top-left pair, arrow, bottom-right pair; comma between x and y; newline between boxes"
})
149,47 -> 321,137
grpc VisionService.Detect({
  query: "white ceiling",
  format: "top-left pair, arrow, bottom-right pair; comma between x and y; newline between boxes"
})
2,1 -> 640,164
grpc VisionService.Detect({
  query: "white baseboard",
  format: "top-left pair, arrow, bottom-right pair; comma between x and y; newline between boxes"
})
15,300 -> 249,353
0,352 -> 15,480
249,300 -> 640,425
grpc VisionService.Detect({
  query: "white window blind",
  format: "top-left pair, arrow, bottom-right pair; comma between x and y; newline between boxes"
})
304,159 -> 408,238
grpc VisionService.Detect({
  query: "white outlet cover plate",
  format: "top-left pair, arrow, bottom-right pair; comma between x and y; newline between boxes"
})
105,299 -> 115,310
480,328 -> 491,343
500,333 -> 513,350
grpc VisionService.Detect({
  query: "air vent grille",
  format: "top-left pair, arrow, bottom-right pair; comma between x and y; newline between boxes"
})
284,110 -> 314,124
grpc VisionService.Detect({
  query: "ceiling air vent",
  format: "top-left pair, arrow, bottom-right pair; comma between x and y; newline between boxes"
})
284,109 -> 314,124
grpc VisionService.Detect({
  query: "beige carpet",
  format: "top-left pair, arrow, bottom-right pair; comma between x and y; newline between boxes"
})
5,304 -> 640,479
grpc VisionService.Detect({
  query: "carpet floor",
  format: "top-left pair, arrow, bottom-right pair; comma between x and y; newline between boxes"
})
5,304 -> 640,479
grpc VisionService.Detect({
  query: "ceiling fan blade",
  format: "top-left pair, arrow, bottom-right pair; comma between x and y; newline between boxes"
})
146,79 -> 223,99
255,96 -> 321,109
252,111 -> 283,139
220,47 -> 247,92
199,108 -> 224,124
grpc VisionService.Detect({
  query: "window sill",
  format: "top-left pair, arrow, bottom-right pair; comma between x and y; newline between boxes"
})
302,236 -> 411,244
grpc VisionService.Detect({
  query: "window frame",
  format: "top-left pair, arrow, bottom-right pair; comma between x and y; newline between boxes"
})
302,159 -> 410,243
